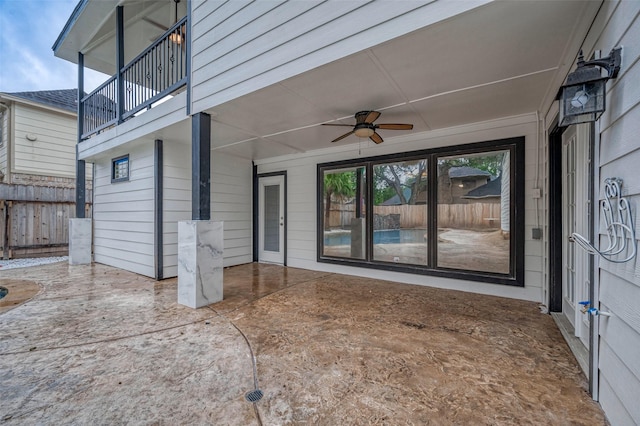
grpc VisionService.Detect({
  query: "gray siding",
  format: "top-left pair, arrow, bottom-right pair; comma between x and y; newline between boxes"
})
161,143 -> 253,278
162,141 -> 192,278
190,0 -> 489,114
257,114 -> 543,301
589,1 -> 640,424
211,151 -> 253,267
93,143 -> 155,277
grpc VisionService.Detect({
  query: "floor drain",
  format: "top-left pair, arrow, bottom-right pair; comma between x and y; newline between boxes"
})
245,389 -> 263,403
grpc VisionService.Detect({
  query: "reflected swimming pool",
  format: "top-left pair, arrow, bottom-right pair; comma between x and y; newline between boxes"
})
324,229 -> 426,246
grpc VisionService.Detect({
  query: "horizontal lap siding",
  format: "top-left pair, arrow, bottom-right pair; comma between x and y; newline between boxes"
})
590,1 -> 640,423
12,104 -> 78,177
93,143 -> 155,277
212,152 -> 252,267
257,116 -> 541,301
160,144 -> 252,278
190,0 -> 487,114
162,142 -> 191,278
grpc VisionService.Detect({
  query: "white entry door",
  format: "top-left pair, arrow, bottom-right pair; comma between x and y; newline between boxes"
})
258,175 -> 285,264
562,124 -> 591,348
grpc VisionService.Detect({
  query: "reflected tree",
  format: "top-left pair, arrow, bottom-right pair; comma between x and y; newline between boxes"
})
374,161 -> 427,205
437,153 -> 505,203
324,172 -> 356,230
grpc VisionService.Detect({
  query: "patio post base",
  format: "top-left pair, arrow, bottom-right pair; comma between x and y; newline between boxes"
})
69,218 -> 92,265
177,220 -> 223,308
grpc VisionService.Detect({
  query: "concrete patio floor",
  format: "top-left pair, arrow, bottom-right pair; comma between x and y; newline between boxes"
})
0,262 -> 606,425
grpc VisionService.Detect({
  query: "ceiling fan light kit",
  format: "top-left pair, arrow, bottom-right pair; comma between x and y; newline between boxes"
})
323,110 -> 413,144
354,125 -> 375,138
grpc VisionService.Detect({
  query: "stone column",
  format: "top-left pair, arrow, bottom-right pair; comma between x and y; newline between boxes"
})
178,220 -> 223,308
69,218 -> 92,265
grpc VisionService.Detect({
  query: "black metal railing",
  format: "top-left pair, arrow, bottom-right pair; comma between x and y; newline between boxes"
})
81,16 -> 188,139
81,76 -> 117,138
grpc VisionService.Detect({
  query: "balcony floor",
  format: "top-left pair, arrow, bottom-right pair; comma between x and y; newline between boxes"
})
0,262 -> 606,424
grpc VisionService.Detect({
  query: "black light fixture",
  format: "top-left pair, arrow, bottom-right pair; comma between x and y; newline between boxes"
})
558,47 -> 622,127
169,0 -> 182,44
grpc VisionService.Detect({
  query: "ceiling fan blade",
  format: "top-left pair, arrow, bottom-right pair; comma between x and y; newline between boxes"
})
377,123 -> 414,130
365,111 -> 381,123
331,130 -> 355,143
370,132 -> 384,144
322,123 -> 354,127
142,17 -> 168,31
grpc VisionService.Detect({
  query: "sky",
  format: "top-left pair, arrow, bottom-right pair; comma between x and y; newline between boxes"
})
0,0 -> 105,94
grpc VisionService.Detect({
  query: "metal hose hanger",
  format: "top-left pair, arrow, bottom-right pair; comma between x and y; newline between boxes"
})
571,178 -> 637,263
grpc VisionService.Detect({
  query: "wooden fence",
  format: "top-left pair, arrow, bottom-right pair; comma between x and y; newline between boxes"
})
0,184 -> 92,259
327,203 -> 501,230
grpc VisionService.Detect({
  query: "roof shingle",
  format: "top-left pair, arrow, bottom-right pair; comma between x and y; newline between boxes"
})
3,89 -> 79,113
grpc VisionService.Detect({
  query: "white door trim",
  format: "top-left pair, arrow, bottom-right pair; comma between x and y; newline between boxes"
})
561,124 -> 591,349
258,174 -> 286,265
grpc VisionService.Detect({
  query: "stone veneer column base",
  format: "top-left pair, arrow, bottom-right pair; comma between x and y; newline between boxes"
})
69,218 -> 92,265
178,221 -> 223,308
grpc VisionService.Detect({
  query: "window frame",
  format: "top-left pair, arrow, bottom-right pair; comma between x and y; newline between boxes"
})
317,137 -> 525,287
111,154 -> 130,183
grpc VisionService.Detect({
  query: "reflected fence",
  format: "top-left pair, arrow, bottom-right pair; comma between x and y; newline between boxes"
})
327,203 -> 502,230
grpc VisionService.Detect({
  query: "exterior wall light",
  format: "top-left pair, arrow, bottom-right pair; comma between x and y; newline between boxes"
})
559,47 -> 622,127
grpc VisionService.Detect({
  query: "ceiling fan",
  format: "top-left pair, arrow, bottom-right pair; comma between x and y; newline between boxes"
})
322,110 -> 413,144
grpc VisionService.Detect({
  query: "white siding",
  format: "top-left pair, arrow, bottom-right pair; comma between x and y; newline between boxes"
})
0,109 -> 8,177
12,104 -> 77,177
93,142 -> 155,277
162,142 -> 191,278
256,114 -> 543,302
212,151 -> 253,267
77,92 -> 187,161
586,1 -> 640,424
190,0 -> 489,114
161,143 -> 253,278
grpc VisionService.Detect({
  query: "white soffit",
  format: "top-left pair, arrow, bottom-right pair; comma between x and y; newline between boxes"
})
209,0 -> 598,160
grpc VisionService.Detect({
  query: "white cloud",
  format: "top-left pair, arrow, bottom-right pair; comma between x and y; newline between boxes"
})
0,0 -> 94,93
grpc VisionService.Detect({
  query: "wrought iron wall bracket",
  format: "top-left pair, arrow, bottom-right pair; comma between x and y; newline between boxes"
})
572,178 -> 637,263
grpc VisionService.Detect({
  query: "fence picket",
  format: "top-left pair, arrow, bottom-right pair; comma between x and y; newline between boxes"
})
326,203 -> 501,230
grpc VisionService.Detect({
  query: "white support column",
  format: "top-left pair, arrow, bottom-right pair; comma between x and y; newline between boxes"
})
69,218 -> 92,265
178,220 -> 223,308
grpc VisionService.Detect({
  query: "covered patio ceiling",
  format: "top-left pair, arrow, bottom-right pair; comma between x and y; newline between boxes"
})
65,1 -> 601,162
192,0 -> 599,161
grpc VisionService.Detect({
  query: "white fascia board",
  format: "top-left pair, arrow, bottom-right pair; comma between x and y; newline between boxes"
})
78,91 -> 187,161
0,94 -> 76,118
53,0 -> 119,64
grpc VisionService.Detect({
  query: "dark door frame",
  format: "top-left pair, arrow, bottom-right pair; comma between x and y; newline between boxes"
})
548,125 -> 564,313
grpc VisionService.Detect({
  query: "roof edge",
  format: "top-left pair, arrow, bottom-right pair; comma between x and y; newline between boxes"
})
0,92 -> 78,116
52,0 -> 89,53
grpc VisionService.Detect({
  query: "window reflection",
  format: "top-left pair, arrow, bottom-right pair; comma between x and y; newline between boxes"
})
322,167 -> 366,259
317,139 -> 521,286
436,151 -> 510,274
372,159 -> 428,265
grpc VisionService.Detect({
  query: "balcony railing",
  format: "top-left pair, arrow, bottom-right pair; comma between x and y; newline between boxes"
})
81,16 -> 188,140
82,76 -> 117,137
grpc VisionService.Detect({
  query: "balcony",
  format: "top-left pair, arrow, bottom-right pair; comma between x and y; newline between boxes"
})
80,16 -> 188,140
